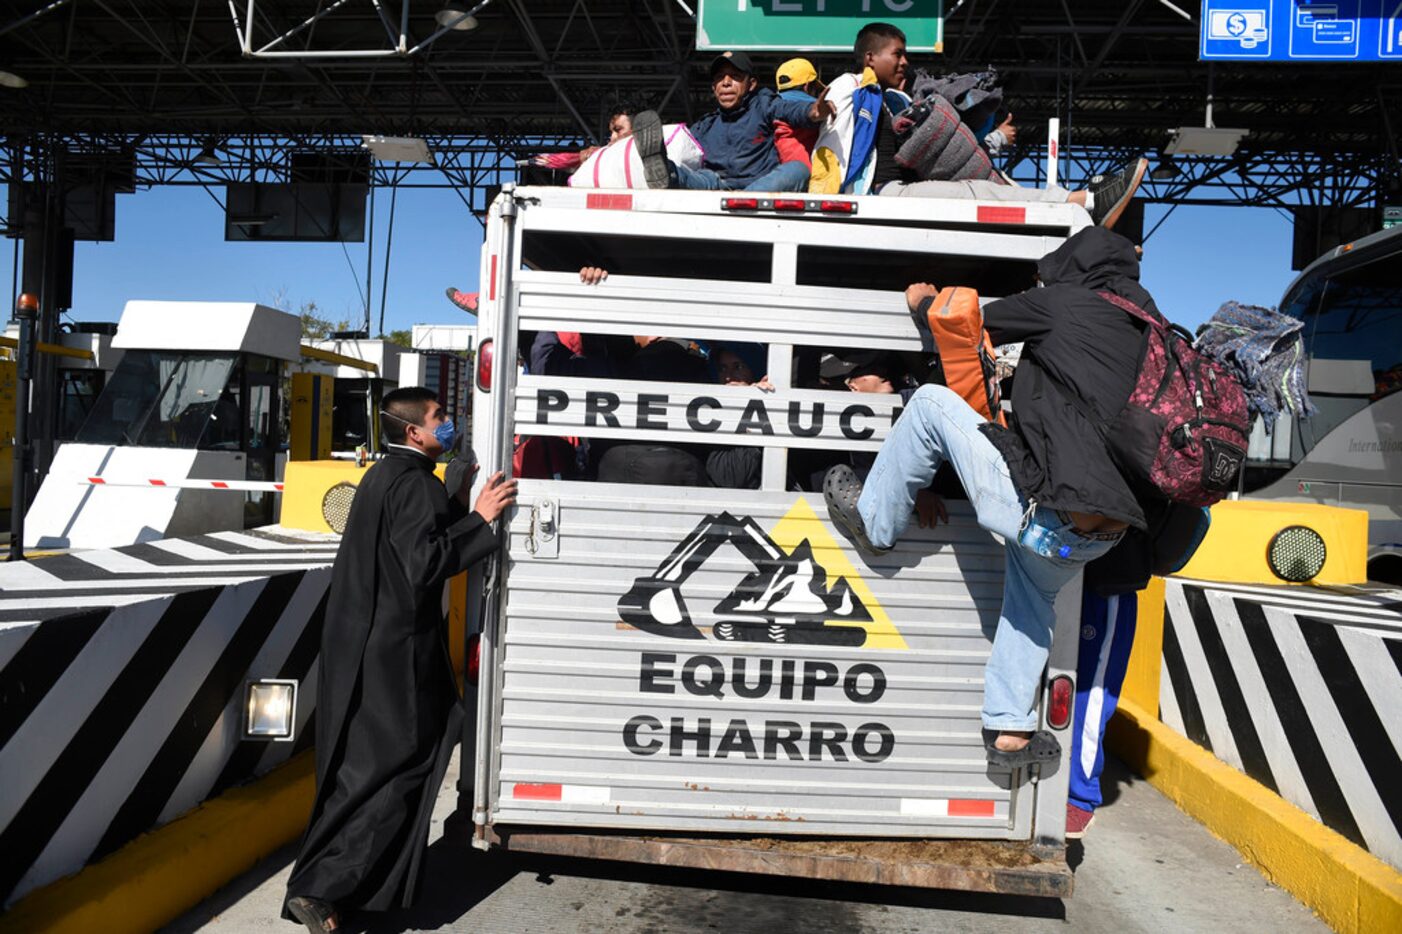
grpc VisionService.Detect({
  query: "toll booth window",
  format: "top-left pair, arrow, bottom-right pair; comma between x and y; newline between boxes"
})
57,370 -> 105,441
77,351 -> 237,448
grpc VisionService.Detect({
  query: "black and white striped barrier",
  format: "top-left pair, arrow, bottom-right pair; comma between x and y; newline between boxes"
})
1159,577 -> 1402,871
0,529 -> 338,906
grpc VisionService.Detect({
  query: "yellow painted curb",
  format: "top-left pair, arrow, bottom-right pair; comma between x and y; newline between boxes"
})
1108,699 -> 1402,934
0,752 -> 315,934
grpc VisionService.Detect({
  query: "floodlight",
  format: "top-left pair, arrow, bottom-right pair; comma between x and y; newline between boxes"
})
1162,127 -> 1248,157
0,70 -> 27,89
243,679 -> 297,741
435,2 -> 479,31
1149,159 -> 1180,181
361,135 -> 434,164
194,142 -> 222,166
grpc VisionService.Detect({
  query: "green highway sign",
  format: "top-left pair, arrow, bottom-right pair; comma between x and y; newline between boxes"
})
697,1 -> 944,53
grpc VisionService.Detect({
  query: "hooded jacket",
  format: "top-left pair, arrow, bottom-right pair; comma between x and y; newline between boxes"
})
690,87 -> 818,188
979,227 -> 1156,529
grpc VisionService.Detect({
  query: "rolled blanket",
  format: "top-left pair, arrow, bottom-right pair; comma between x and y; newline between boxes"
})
1194,301 -> 1316,430
894,93 -> 999,183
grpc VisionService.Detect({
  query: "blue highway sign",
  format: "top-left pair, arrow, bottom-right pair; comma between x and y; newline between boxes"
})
1200,0 -> 1402,60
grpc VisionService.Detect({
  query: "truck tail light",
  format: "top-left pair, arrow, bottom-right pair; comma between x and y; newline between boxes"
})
1048,675 -> 1073,729
773,198 -> 806,212
467,633 -> 481,684
476,339 -> 493,392
722,197 -> 759,211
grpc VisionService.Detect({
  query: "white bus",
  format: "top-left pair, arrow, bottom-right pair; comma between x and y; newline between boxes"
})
1242,226 -> 1402,582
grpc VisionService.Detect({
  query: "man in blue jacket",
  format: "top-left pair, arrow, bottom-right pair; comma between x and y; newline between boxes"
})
633,51 -> 832,192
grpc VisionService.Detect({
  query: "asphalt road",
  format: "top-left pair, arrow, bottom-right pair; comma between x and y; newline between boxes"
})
165,753 -> 1326,934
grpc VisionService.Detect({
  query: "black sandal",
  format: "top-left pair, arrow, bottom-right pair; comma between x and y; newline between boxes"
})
983,729 -> 1062,769
823,465 -> 891,555
286,895 -> 340,933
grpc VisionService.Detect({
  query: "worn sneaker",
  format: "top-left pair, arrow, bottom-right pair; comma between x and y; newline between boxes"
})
630,110 -> 671,189
1066,803 -> 1096,840
445,287 -> 478,313
1086,157 -> 1148,229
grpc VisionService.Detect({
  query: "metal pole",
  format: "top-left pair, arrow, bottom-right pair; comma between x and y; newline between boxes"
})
9,293 -> 38,561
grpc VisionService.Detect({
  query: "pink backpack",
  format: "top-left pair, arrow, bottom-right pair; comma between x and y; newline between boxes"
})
1069,292 -> 1249,507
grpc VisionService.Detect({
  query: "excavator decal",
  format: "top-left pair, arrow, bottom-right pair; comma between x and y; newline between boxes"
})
617,499 -> 907,649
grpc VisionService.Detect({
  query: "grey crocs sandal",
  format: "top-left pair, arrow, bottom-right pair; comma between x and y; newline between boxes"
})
286,896 -> 340,934
983,729 -> 1062,769
823,465 -> 890,556
630,110 -> 671,190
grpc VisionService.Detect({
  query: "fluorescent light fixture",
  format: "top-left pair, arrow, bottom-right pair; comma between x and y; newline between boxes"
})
1163,126 -> 1248,157
0,70 -> 27,89
229,213 -> 277,228
244,679 -> 298,741
361,134 -> 434,164
435,2 -> 479,31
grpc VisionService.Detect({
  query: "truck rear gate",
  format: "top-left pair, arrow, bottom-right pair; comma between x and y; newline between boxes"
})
467,186 -> 1091,895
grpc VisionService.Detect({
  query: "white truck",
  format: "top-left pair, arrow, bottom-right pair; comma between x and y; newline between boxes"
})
463,184 -> 1094,896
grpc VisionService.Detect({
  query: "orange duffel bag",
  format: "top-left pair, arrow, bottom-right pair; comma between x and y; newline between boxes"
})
917,286 -> 1007,427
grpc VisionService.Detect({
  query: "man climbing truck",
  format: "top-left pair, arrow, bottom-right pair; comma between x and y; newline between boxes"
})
461,183 -> 1100,896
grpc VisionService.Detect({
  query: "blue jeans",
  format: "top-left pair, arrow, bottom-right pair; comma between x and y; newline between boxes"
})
856,385 -> 1123,731
673,160 -> 810,192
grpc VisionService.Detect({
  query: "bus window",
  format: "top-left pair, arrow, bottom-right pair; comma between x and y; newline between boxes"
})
1297,257 -> 1402,452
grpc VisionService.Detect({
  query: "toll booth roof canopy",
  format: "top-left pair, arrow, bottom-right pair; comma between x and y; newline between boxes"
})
112,301 -> 302,362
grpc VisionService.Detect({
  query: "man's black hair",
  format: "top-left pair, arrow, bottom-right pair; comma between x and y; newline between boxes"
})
854,22 -> 906,64
605,98 -> 644,123
380,386 -> 439,445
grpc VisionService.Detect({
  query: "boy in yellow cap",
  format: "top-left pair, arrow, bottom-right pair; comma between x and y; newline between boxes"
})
774,58 -> 824,170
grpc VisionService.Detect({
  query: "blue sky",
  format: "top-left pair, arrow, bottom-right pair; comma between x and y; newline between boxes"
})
1,184 -> 1299,335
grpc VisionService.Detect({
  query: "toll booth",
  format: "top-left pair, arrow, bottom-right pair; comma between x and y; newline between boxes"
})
23,301 -> 300,549
303,338 -> 400,453
0,322 -> 124,512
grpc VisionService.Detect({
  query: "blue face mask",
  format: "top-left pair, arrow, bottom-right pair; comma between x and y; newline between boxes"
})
432,419 -> 457,452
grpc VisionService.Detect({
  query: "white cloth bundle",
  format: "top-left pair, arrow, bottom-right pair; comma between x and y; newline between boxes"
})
568,124 -> 704,189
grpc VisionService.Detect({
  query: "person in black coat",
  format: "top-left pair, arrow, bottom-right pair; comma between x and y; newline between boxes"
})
283,387 -> 516,933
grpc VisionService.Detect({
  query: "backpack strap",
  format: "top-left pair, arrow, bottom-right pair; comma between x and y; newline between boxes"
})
1096,290 -> 1165,331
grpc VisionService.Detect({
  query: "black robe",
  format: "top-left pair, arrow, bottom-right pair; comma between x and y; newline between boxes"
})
285,448 -> 497,916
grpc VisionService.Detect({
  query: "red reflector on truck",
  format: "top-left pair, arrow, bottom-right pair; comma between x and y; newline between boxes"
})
977,205 -> 1026,224
466,633 -> 481,684
586,193 -> 633,211
488,254 -> 498,301
476,339 -> 494,392
819,200 -> 857,214
947,799 -> 997,818
1048,674 -> 1073,729
773,198 -> 806,212
722,197 -> 760,211
513,783 -> 563,800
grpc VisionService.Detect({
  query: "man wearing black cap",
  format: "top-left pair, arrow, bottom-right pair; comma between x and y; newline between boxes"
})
631,50 -> 833,192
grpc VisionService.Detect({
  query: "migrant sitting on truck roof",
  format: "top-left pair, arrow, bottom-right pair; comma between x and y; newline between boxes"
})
631,51 -> 834,193
773,57 -> 825,173
822,227 -> 1234,769
812,22 -> 1147,230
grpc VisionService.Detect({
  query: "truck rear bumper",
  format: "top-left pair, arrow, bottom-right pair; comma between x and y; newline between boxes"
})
490,827 -> 1072,898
